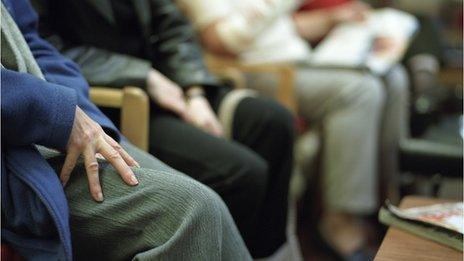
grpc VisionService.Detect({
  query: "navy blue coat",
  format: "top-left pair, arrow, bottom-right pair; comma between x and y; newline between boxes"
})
1,0 -> 120,259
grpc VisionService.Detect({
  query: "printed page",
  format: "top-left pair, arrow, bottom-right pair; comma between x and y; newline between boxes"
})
387,202 -> 464,234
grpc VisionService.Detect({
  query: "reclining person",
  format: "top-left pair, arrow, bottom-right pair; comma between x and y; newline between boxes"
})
1,0 -> 252,260
32,0 -> 295,258
176,0 -> 409,259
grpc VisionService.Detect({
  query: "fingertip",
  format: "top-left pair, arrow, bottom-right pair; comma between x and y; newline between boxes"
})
130,175 -> 139,186
95,192 -> 104,202
92,189 -> 103,202
60,172 -> 69,187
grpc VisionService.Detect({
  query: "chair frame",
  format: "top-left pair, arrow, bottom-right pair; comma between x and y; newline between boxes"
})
205,53 -> 297,114
90,86 -> 149,151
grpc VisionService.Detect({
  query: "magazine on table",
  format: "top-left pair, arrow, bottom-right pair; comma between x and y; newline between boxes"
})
379,200 -> 464,251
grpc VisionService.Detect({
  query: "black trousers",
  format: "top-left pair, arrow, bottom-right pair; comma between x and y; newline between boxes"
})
148,91 -> 295,257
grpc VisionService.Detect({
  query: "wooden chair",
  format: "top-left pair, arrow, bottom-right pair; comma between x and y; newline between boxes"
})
90,86 -> 150,151
205,53 -> 298,114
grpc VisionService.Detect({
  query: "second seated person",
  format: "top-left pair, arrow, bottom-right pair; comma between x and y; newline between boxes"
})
175,0 -> 409,259
32,0 -> 295,258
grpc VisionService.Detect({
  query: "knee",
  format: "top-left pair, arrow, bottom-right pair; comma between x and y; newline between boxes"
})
232,152 -> 269,196
268,101 -> 295,138
190,181 -> 229,215
215,150 -> 269,215
131,169 -> 230,231
257,98 -> 296,142
172,178 -> 240,241
385,65 -> 410,101
357,74 -> 386,109
173,175 -> 229,219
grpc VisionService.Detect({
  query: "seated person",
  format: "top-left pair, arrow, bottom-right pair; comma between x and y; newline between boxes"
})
176,0 -> 409,259
295,0 -> 410,207
1,0 -> 252,260
32,0 -> 295,258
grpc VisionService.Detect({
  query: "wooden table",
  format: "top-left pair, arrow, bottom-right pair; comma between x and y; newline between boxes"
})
375,196 -> 463,261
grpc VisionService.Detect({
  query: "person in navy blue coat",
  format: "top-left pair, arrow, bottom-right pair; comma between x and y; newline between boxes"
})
1,0 -> 252,260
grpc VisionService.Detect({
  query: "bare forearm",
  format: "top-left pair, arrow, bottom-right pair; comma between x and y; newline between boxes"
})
293,10 -> 336,42
295,1 -> 371,42
200,22 -> 237,57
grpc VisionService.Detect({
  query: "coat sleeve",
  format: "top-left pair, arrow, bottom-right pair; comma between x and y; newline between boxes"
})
62,46 -> 152,89
149,0 -> 218,90
1,68 -> 77,149
32,0 -> 152,89
10,0 -> 120,140
11,0 -> 91,98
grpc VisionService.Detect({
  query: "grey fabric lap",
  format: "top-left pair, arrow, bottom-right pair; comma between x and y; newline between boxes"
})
38,143 -> 251,261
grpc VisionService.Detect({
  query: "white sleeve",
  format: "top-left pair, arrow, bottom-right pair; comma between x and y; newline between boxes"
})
216,0 -> 303,53
177,0 -> 302,53
176,0 -> 232,29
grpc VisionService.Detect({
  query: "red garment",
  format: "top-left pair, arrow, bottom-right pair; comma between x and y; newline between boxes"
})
299,0 -> 350,11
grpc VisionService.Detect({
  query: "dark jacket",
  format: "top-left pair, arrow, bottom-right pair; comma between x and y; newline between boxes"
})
1,0 -> 120,259
32,0 -> 218,91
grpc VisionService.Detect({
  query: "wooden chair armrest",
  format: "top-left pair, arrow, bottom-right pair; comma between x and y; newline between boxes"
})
205,53 -> 297,113
209,67 -> 247,89
90,86 -> 149,151
238,63 -> 296,114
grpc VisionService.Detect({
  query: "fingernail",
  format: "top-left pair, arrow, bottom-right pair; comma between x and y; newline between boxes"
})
96,192 -> 104,202
131,175 -> 139,185
134,161 -> 141,168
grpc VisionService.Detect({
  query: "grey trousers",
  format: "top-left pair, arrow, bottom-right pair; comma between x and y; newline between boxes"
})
42,142 -> 252,261
247,65 -> 409,214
